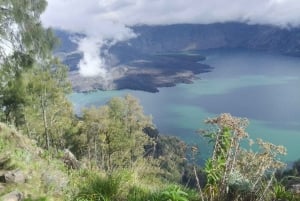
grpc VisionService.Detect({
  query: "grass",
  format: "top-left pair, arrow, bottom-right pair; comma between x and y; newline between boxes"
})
0,123 -> 70,200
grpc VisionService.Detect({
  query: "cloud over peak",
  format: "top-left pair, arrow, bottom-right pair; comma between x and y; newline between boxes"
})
41,0 -> 300,77
42,0 -> 300,28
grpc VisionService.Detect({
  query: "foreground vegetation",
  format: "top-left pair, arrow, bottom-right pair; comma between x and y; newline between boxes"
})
1,0 -> 300,200
1,110 -> 300,201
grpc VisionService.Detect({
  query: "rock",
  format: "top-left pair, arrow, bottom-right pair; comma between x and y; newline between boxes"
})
291,184 -> 300,194
0,156 -> 10,170
63,149 -> 80,169
3,170 -> 25,184
283,176 -> 300,194
41,169 -> 68,194
1,191 -> 24,201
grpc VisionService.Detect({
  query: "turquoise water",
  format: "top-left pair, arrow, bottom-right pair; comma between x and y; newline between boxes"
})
70,49 -> 300,162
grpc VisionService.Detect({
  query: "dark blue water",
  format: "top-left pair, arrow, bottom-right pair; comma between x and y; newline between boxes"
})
70,49 -> 300,162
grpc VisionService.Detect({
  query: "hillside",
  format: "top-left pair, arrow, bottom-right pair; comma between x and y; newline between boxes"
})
0,123 -> 72,200
1,113 -> 299,201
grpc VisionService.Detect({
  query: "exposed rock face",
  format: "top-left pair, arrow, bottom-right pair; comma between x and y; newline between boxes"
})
67,54 -> 211,92
283,176 -> 300,194
41,169 -> 68,194
290,184 -> 300,194
63,149 -> 80,169
0,123 -> 71,200
0,170 -> 25,184
1,191 -> 24,201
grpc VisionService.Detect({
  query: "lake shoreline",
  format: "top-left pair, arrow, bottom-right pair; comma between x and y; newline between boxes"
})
69,49 -> 300,162
69,53 -> 212,93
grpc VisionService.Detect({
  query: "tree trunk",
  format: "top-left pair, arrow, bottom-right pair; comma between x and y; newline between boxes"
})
41,89 -> 50,150
23,114 -> 31,138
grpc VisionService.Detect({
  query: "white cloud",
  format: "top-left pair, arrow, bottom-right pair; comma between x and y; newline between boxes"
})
77,37 -> 107,77
41,0 -> 300,77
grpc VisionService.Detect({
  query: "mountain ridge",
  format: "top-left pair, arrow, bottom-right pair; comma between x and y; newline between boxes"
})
55,22 -> 300,92
111,22 -> 300,56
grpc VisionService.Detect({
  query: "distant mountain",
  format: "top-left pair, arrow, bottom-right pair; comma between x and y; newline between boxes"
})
55,22 -> 300,92
111,22 -> 300,57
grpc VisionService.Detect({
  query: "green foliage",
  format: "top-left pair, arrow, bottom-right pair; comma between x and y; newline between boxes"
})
23,58 -> 73,150
127,186 -> 159,201
75,95 -> 153,172
160,185 -> 189,201
127,185 -> 199,201
0,9 -> 296,197
1,108 -> 297,201
204,158 -> 224,186
199,113 -> 287,201
0,59 -> 29,125
227,170 -> 251,192
24,197 -> 48,201
0,0 -> 72,153
0,0 -> 49,58
150,134 -> 188,182
72,171 -> 197,201
0,0 -> 55,125
0,136 -> 5,151
74,174 -> 121,201
272,182 -> 294,201
0,123 -> 71,200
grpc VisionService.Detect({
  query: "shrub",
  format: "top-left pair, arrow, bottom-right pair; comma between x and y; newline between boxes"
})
127,186 -> 159,201
74,174 -> 121,201
159,185 -> 189,201
24,197 -> 48,201
199,113 -> 287,201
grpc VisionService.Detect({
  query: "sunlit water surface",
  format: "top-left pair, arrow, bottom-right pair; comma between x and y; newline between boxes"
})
70,49 -> 300,163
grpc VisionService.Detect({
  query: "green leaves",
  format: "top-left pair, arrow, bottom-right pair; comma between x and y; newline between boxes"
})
272,181 -> 294,201
80,95 -> 153,171
204,158 -> 224,185
200,114 -> 287,201
0,0 -> 69,136
161,185 -> 189,201
11,51 -> 34,70
75,174 -> 121,201
0,0 -> 49,57
23,58 -> 73,150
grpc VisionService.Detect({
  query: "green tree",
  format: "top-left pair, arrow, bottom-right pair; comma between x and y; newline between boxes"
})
0,0 -> 58,126
0,0 -> 73,152
23,58 -> 73,150
81,105 -> 110,169
80,95 -> 153,172
0,0 -> 49,58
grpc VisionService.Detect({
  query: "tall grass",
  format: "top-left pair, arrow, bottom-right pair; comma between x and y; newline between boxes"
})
74,174 -> 121,201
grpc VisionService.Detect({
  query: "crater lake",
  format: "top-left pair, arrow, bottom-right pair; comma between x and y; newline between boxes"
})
70,48 -> 300,163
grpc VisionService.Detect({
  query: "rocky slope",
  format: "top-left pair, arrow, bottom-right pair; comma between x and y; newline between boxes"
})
0,123 -> 69,200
